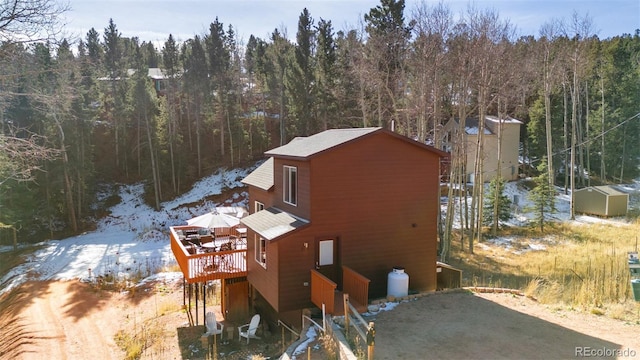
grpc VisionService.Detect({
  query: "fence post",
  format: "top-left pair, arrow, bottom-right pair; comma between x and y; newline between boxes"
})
366,321 -> 375,360
343,293 -> 350,337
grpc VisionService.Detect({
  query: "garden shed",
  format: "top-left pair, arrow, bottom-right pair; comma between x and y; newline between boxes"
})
574,186 -> 628,217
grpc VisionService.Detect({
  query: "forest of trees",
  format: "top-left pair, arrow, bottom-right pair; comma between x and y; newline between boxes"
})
1,0 -> 639,251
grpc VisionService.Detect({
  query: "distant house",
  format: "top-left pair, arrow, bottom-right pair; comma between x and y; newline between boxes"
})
240,127 -> 447,327
97,68 -> 174,95
442,115 -> 522,182
574,186 -> 629,217
146,68 -> 170,94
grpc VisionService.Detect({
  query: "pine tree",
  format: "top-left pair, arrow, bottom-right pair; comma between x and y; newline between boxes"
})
528,159 -> 556,232
287,8 -> 316,136
483,177 -> 512,228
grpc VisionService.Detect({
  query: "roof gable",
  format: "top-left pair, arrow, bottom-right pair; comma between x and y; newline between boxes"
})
446,116 -> 523,135
484,115 -> 523,125
265,127 -> 381,159
576,185 -> 628,197
264,127 -> 447,160
241,158 -> 274,191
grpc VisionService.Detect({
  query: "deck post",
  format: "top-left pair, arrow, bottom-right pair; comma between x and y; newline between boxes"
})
188,283 -> 192,312
203,282 -> 206,331
195,283 -> 199,326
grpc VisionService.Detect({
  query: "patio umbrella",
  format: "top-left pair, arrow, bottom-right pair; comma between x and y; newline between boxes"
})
186,212 -> 241,229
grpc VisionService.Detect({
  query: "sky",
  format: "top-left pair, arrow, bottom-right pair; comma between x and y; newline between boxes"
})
59,0 -> 640,46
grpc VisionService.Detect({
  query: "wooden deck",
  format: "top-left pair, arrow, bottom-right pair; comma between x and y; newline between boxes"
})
170,226 -> 247,284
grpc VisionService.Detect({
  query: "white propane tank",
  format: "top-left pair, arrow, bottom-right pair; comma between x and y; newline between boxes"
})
387,266 -> 409,298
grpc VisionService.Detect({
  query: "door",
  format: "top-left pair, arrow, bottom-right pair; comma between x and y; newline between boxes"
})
316,238 -> 339,285
222,277 -> 248,322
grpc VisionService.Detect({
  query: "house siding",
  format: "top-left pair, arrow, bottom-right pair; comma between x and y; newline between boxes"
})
276,228 -> 318,312
246,229 -> 280,310
248,187 -> 274,214
308,134 -> 440,297
445,117 -> 521,182
245,129 -> 444,317
272,159 -> 311,220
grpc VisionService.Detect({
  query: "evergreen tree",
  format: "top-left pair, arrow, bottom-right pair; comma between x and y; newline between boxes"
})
528,159 -> 556,232
315,18 -> 337,131
482,177 -> 512,228
102,19 -> 125,172
181,35 -> 209,176
287,8 -> 316,135
364,0 -> 411,129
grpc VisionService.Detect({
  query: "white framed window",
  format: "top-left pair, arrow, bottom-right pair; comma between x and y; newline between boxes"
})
255,201 -> 264,213
255,235 -> 266,268
283,165 -> 297,206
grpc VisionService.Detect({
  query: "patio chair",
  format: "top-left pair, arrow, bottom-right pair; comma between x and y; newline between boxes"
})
200,234 -> 214,244
238,314 -> 261,344
204,311 -> 224,337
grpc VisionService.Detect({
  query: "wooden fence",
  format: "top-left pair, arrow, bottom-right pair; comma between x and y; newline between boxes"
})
310,269 -> 337,314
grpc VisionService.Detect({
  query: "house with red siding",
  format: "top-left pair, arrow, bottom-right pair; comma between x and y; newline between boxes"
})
240,127 -> 447,328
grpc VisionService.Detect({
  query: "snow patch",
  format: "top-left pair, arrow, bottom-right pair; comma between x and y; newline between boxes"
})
0,166 -> 253,296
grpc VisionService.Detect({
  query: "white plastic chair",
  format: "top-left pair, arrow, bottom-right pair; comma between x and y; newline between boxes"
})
238,314 -> 261,344
204,311 -> 224,337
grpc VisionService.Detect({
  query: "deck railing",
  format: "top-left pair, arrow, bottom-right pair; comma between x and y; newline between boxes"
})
310,269 -> 337,314
342,266 -> 370,308
170,226 -> 247,283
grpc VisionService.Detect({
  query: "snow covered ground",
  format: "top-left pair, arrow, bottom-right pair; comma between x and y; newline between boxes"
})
443,177 -> 640,253
0,166 -> 253,296
445,178 -> 640,228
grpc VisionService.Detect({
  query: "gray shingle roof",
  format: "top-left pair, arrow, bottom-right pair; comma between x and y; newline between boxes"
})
241,158 -> 274,190
582,186 -> 628,196
240,207 -> 309,240
265,127 -> 382,158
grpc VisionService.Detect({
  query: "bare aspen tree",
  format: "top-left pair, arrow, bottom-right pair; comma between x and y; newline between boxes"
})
539,20 -> 564,190
348,23 -> 373,128
444,18 -> 476,253
0,0 -> 68,43
409,2 -> 454,259
410,1 -> 453,144
465,6 -> 514,252
599,76 -> 606,180
0,0 -> 67,183
566,12 -> 595,220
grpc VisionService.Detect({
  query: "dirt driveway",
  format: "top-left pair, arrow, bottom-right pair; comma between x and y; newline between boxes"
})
370,291 -> 640,360
0,280 -> 188,360
3,282 -> 640,360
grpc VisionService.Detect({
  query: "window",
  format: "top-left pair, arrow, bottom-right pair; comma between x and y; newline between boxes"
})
255,235 -> 266,268
283,165 -> 297,206
318,240 -> 334,266
255,201 -> 264,213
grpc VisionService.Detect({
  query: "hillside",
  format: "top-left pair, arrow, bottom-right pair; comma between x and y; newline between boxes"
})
0,166 -> 253,296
